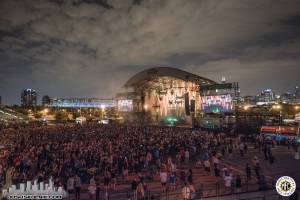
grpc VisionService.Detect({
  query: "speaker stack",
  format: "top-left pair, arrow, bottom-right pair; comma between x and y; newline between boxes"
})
184,93 -> 190,116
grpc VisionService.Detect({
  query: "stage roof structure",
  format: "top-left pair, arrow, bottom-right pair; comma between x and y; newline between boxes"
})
124,67 -> 216,88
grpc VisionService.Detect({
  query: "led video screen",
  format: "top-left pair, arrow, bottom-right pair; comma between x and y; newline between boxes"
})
201,94 -> 234,113
118,100 -> 133,112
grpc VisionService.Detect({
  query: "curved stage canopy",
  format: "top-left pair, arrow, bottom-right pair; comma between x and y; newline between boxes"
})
124,67 -> 216,88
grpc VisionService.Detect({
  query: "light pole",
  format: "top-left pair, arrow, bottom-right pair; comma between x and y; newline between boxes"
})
43,108 -> 49,114
42,108 -> 49,122
272,105 -> 282,125
295,106 -> 300,136
101,104 -> 106,119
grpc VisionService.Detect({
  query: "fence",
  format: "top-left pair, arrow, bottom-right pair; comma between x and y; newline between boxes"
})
92,174 -> 278,200
158,176 -> 274,200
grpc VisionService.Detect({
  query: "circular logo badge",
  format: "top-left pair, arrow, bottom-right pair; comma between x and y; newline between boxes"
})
276,176 -> 296,197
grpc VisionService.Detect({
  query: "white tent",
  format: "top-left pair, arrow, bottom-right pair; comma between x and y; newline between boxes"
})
75,116 -> 86,125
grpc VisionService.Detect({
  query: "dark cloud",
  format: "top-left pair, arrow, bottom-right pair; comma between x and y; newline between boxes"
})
0,0 -> 300,104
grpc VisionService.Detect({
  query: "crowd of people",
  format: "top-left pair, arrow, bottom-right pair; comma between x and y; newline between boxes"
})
0,123 -> 299,200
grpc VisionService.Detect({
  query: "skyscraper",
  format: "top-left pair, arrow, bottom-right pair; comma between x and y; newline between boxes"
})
258,89 -> 275,103
295,86 -> 300,97
21,89 -> 37,107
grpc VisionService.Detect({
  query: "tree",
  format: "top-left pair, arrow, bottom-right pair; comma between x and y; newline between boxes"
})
55,110 -> 68,122
34,112 -> 43,119
94,110 -> 104,118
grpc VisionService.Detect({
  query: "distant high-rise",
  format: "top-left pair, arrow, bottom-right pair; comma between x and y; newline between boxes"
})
21,89 -> 37,107
258,89 -> 275,103
42,95 -> 51,107
295,86 -> 300,97
243,95 -> 258,105
280,92 -> 294,103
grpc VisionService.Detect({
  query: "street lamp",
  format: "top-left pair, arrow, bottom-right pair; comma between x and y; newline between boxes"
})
243,105 -> 250,111
100,105 -> 106,119
277,105 -> 281,109
144,105 -> 148,110
272,105 -> 281,109
43,108 -> 49,114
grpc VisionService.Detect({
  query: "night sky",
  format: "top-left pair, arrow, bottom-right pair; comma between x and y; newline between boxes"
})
0,0 -> 300,105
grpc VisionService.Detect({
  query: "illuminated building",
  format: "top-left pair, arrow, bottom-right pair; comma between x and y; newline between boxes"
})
280,92 -> 295,104
115,95 -> 134,112
200,83 -> 239,114
257,89 -> 275,105
295,86 -> 300,98
243,95 -> 258,105
123,67 -> 216,124
45,67 -> 240,125
21,89 -> 37,107
50,98 -> 116,108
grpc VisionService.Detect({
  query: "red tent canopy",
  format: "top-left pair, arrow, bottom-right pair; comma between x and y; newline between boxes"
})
261,126 -> 299,136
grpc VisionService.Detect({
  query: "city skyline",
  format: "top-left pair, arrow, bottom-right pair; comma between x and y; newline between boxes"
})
0,0 -> 300,104
1,78 -> 299,107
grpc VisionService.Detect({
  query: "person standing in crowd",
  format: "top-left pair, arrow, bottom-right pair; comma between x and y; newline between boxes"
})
160,169 -> 168,192
180,170 -> 186,185
212,155 -> 220,177
74,174 -> 81,200
258,136 -> 262,153
184,149 -> 190,165
244,142 -> 248,154
295,148 -> 300,160
252,156 -> 260,181
169,172 -> 177,191
203,159 -> 211,176
187,169 -> 193,184
235,175 -> 242,193
239,142 -> 244,157
5,167 -> 13,189
131,178 -> 138,200
67,175 -> 74,200
189,182 -> 196,200
182,182 -> 191,200
258,175 -> 267,190
224,171 -> 233,191
228,144 -> 233,159
245,163 -> 251,181
287,139 -> 291,150
111,169 -> 117,190
95,177 -> 101,200
123,158 -> 129,180
88,177 -> 96,200
137,179 -> 145,200
104,170 -> 111,194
